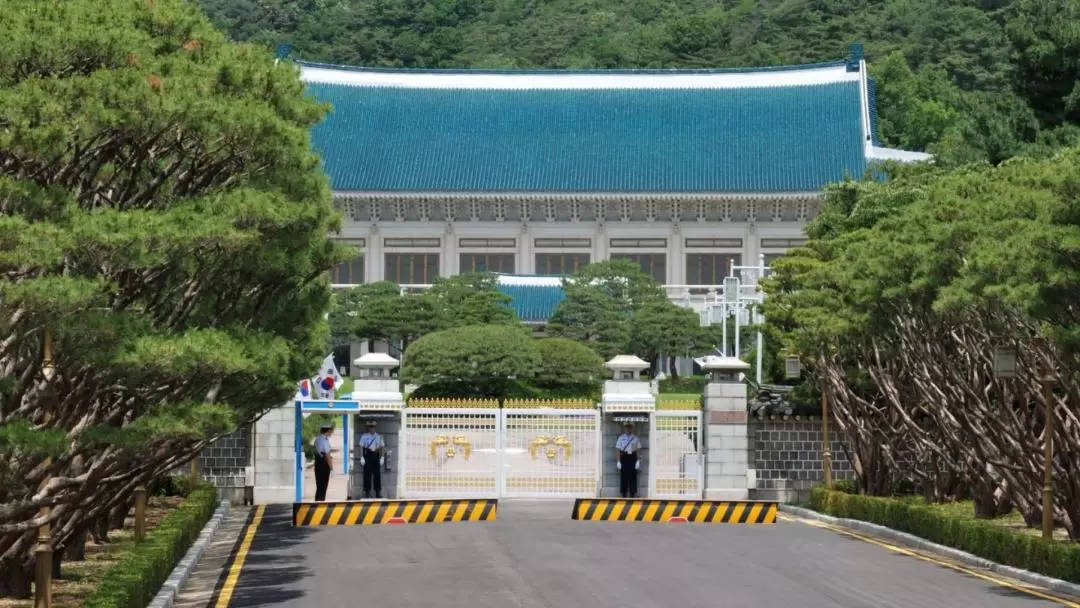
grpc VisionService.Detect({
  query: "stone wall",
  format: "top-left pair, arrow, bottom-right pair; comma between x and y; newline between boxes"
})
749,417 -> 853,503
195,428 -> 251,505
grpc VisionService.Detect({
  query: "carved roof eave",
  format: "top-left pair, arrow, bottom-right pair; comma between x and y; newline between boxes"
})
332,191 -> 824,204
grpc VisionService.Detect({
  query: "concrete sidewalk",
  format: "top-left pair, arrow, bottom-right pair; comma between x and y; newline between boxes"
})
172,506 -> 252,608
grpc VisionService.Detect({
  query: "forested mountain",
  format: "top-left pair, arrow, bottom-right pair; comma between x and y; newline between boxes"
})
196,0 -> 1080,165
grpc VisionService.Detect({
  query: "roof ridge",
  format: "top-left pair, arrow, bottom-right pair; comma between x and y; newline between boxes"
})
296,59 -> 849,76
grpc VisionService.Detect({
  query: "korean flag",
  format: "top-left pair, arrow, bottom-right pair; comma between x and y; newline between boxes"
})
294,378 -> 313,401
313,354 -> 344,399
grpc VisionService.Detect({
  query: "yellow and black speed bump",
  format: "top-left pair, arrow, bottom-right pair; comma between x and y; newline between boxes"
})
571,499 -> 777,524
293,499 -> 497,526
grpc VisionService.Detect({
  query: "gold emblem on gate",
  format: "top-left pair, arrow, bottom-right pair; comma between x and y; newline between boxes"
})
430,435 -> 472,460
529,435 -> 572,462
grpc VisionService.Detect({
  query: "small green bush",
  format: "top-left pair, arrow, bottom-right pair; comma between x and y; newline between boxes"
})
810,487 -> 1080,583
83,484 -> 219,608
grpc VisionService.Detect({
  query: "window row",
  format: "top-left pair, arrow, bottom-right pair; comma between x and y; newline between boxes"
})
331,253 -> 770,286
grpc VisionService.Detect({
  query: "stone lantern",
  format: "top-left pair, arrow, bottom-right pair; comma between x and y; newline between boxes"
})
699,355 -> 751,384
352,353 -> 399,393
605,355 -> 650,381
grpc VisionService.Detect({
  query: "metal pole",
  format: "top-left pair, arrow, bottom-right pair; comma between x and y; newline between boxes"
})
134,486 -> 148,541
1042,373 -> 1055,540
734,308 -> 741,359
35,329 -> 54,608
820,377 -> 833,488
721,306 -> 728,356
189,456 -> 199,489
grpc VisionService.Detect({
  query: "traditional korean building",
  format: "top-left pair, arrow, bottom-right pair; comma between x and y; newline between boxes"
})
304,43 -> 928,343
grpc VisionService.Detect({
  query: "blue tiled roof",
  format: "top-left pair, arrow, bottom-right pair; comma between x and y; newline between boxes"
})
305,80 -> 869,193
497,284 -> 566,323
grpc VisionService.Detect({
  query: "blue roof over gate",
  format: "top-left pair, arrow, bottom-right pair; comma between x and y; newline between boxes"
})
301,60 -> 873,193
496,283 -> 566,323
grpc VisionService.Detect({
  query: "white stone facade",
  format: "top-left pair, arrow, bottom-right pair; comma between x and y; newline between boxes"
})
329,193 -> 815,290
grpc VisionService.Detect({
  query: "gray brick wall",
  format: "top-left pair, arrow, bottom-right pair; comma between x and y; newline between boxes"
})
197,427 -> 251,504
750,418 -> 853,503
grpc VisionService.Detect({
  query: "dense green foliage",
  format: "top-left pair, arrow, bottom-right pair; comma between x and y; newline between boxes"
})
810,488 -> 1080,583
0,0 -> 344,595
330,273 -> 517,356
763,147 -> 1080,535
83,485 -> 219,608
403,329 -> 607,401
548,259 -> 715,368
196,0 -> 1080,164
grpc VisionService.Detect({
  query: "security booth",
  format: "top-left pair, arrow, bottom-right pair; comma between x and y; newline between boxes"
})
348,353 -> 406,499
293,399 -> 355,503
599,355 -> 655,497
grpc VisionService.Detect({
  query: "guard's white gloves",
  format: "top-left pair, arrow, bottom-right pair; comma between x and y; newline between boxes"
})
635,460 -> 640,470
360,457 -> 366,466
379,457 -> 385,467
616,461 -> 622,470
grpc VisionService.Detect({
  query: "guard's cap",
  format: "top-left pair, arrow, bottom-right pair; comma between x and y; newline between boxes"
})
320,423 -> 333,431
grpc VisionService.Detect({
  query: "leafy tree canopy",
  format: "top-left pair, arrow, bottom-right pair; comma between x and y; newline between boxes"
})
0,0 -> 345,593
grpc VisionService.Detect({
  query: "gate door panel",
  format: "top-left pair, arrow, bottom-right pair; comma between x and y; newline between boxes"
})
401,408 -> 499,498
501,407 -> 600,497
651,411 -> 703,498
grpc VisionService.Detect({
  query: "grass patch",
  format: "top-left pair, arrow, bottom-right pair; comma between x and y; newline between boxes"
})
810,487 -> 1080,583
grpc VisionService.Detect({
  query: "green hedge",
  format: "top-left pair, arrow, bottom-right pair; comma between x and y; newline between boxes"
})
810,487 -> 1080,583
83,483 -> 220,608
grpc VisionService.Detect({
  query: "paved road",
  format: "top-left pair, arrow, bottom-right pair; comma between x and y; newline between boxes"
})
221,501 -> 1074,608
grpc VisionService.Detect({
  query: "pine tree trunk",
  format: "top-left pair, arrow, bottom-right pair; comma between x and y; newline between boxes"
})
65,528 -> 87,561
0,557 -> 32,599
92,516 -> 110,543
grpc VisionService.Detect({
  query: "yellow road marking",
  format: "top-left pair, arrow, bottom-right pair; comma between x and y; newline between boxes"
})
215,505 -> 266,608
778,514 -> 1080,607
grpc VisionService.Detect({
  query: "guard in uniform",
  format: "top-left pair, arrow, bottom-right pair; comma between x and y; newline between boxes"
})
359,420 -> 385,498
313,424 -> 334,502
615,423 -> 642,498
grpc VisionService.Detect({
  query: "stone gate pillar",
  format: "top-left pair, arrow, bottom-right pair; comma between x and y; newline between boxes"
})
701,356 -> 752,501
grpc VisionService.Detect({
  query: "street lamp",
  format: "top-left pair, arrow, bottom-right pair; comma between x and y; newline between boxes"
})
992,345 -> 1017,379
36,329 -> 55,608
992,341 -> 1054,540
784,355 -> 802,380
785,355 -> 831,487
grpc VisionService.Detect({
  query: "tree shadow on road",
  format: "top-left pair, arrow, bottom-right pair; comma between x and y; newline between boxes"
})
227,504 -> 317,608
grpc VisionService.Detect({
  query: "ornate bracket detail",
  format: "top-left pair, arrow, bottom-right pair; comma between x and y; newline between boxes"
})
430,435 -> 472,460
529,435 -> 572,462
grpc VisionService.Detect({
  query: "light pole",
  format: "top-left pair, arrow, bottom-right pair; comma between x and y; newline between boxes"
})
992,343 -> 1053,540
786,354 -> 831,487
1041,371 -> 1055,541
35,329 -> 55,608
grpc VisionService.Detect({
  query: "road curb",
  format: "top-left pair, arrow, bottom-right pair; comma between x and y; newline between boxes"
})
148,498 -> 231,608
779,504 -> 1080,598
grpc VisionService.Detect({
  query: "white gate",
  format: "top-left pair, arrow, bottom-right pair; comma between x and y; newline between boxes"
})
500,407 -> 600,498
650,410 -> 704,498
401,406 -> 500,498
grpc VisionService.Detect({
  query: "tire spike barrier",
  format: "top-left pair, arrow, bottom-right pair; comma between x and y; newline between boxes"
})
293,499 -> 498,526
571,499 -> 778,524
